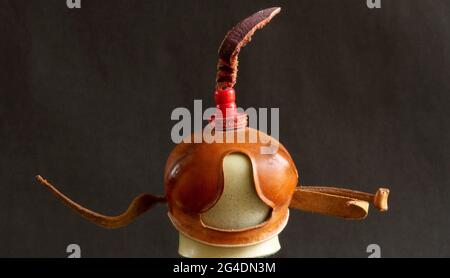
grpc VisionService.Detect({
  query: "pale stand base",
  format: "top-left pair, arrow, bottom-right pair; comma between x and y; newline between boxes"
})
178,233 -> 281,258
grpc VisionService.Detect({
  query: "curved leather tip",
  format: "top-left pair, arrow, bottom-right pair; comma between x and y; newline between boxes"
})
374,188 -> 389,212
346,200 -> 369,220
35,175 -> 166,229
216,7 -> 281,89
289,186 -> 390,220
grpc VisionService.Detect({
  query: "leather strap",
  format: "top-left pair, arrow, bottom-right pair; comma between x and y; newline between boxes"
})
290,186 -> 389,219
36,175 -> 166,228
37,174 -> 389,225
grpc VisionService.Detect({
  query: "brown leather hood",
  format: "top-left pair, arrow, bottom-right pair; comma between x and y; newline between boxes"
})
164,128 -> 298,214
164,127 -> 299,246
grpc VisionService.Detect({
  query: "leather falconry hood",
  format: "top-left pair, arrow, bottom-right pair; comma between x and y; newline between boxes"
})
36,7 -> 390,248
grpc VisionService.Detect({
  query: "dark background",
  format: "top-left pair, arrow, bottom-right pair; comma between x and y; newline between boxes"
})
1,0 -> 449,257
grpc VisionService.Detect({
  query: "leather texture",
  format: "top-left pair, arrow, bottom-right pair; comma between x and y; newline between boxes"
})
35,175 -> 166,228
164,127 -> 298,246
290,186 -> 389,219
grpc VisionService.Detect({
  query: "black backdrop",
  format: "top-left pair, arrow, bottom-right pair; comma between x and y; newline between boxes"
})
1,0 -> 449,257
